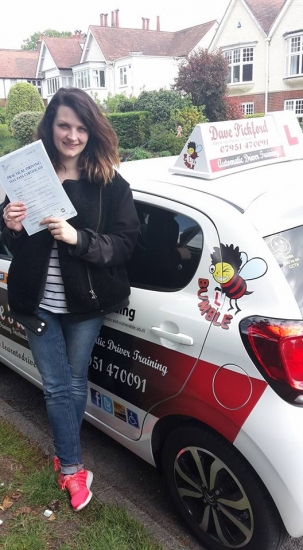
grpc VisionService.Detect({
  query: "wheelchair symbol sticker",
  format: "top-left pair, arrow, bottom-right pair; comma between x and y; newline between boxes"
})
126,409 -> 140,429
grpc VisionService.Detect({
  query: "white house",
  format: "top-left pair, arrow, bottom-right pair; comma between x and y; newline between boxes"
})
72,12 -> 218,102
34,11 -> 218,103
209,0 -> 303,117
35,34 -> 85,102
0,49 -> 40,106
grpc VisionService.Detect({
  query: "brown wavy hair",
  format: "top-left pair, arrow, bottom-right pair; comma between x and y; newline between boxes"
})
37,87 -> 120,184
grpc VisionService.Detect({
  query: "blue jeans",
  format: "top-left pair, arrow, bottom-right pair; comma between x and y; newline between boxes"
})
26,308 -> 104,474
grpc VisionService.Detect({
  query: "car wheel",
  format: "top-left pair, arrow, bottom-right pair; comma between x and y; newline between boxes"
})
162,425 -> 287,550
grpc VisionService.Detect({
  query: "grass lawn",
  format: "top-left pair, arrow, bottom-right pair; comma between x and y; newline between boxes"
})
0,419 -> 163,550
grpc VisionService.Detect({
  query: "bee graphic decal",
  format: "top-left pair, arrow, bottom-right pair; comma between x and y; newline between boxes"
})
210,244 -> 268,314
183,141 -> 203,170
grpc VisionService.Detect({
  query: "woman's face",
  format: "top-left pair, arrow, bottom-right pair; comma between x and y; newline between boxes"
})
52,105 -> 89,164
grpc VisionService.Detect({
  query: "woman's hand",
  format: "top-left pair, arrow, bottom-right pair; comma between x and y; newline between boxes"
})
3,202 -> 26,233
40,217 -> 78,245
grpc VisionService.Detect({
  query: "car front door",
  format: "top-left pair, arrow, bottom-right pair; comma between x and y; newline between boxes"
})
87,193 -> 222,440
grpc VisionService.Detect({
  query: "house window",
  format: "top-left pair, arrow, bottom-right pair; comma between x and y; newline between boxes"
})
92,70 -> 105,88
27,79 -> 42,95
224,47 -> 254,84
62,76 -> 73,87
241,102 -> 254,115
120,66 -> 127,86
284,98 -> 303,115
74,70 -> 90,89
286,34 -> 303,76
47,77 -> 59,95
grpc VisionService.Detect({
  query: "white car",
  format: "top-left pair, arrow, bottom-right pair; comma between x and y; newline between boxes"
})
1,112 -> 303,550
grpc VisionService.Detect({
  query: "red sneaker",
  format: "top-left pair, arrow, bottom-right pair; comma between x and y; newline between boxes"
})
61,469 -> 93,511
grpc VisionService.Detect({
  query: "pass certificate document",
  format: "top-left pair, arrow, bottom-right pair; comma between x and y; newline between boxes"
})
0,140 -> 77,235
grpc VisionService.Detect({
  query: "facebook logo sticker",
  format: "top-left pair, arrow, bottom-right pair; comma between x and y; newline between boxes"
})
90,388 -> 102,408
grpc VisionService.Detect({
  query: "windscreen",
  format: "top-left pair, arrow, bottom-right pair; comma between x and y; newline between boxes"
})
264,225 -> 303,314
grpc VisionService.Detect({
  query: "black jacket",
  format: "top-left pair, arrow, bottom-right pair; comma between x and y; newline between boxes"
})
1,173 -> 140,322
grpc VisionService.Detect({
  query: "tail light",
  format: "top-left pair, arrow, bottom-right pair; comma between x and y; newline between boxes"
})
240,316 -> 303,404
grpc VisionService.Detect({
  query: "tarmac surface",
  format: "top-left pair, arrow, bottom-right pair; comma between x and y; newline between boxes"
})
0,362 -> 302,550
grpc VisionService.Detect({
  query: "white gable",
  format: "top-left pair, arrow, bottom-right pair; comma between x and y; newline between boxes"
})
80,31 -> 105,64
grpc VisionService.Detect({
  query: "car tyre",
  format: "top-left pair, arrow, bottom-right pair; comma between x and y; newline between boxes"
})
162,424 -> 287,550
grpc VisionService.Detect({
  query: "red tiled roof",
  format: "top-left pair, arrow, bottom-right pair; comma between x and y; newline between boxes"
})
42,37 -> 84,69
0,49 -> 38,78
89,21 -> 216,61
245,0 -> 287,34
168,21 -> 217,57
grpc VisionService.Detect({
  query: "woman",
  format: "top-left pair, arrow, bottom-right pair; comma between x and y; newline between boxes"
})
0,87 -> 140,511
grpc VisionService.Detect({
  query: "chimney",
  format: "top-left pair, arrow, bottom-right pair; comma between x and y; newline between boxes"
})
111,11 -> 115,26
115,9 -> 119,28
100,13 -> 104,26
104,13 -> 108,26
142,17 -> 145,30
157,15 -> 160,31
146,18 -> 150,30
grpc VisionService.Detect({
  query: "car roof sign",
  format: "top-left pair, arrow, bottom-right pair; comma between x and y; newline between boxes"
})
170,111 -> 303,180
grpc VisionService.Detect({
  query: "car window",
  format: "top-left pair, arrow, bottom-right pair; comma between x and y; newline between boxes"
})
0,230 -> 11,258
264,225 -> 303,314
127,202 -> 203,291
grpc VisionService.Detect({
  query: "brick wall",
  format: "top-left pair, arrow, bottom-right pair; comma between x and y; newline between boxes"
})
232,90 -> 303,114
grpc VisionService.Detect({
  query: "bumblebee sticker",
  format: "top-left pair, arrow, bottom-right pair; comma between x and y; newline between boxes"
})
197,244 -> 268,326
210,244 -> 268,314
183,141 -> 203,170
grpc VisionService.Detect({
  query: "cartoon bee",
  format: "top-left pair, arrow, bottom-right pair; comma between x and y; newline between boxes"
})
210,244 -> 268,314
184,141 -> 203,170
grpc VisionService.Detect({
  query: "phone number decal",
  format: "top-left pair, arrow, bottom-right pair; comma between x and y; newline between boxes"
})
89,356 -> 147,393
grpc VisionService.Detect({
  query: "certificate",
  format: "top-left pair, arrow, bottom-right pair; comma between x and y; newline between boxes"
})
0,140 -> 77,235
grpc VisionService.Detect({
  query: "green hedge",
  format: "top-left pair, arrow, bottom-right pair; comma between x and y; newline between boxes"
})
106,111 -> 151,148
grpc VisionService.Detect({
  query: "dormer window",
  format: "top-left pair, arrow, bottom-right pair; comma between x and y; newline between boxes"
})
285,33 -> 303,76
223,47 -> 254,84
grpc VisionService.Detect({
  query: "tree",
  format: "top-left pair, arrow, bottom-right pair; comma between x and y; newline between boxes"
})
133,89 -> 192,124
21,29 -> 72,50
5,82 -> 45,128
174,48 -> 229,122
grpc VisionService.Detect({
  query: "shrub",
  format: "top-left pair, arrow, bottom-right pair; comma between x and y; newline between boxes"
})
0,124 -> 19,155
103,93 -> 136,113
0,105 -> 5,124
133,89 -> 192,124
10,111 -> 43,145
5,82 -> 45,128
244,113 -> 265,118
119,148 -> 152,162
147,123 -> 186,155
225,96 -> 243,120
169,105 -> 208,139
107,111 -> 151,148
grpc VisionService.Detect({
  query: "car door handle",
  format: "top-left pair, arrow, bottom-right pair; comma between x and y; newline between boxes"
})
151,327 -> 194,346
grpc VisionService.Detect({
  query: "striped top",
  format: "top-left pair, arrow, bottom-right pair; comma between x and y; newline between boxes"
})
40,242 -> 69,313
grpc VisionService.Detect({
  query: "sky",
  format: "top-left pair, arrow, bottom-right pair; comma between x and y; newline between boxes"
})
0,0 -> 230,50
